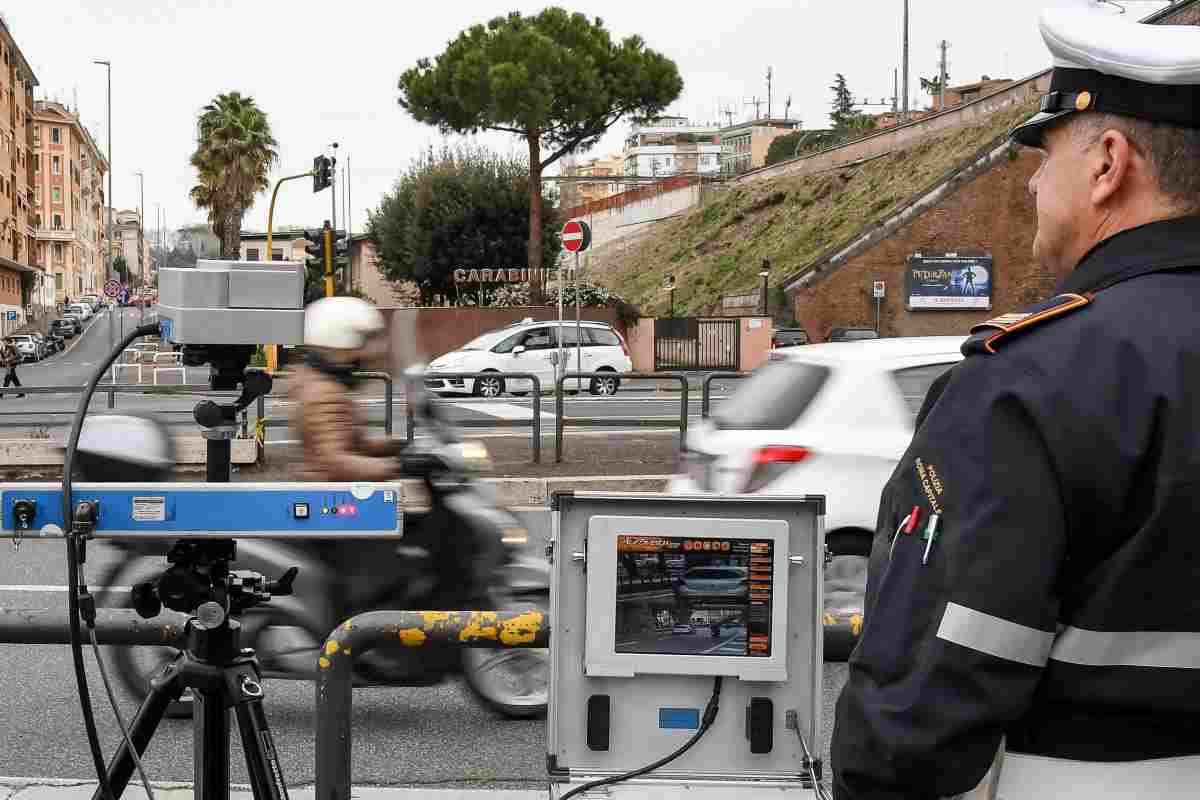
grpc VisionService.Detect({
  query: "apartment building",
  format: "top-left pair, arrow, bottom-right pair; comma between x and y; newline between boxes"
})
719,118 -> 802,175
33,101 -> 108,303
623,116 -> 722,179
111,208 -> 149,289
559,152 -> 624,212
0,19 -> 39,328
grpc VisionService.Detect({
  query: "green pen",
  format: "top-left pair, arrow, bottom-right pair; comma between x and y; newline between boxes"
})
922,513 -> 940,565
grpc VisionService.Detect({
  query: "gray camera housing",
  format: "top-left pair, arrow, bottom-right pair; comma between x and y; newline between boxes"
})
155,259 -> 305,345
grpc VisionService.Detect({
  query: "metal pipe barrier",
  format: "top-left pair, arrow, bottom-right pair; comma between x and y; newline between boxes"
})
701,372 -> 751,418
408,372 -> 542,463
556,371 -> 688,463
315,609 -> 549,799
0,608 -> 190,646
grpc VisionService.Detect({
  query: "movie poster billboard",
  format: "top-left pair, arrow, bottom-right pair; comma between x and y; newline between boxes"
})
905,252 -> 993,311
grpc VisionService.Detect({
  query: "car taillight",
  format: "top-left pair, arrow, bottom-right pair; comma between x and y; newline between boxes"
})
752,445 -> 810,465
744,445 -> 811,492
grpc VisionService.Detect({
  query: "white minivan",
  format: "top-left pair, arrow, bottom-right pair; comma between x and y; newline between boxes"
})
426,319 -> 633,398
68,303 -> 92,320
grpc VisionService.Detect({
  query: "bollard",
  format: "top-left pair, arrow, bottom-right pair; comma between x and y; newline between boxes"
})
315,609 -> 550,799
0,607 -> 190,646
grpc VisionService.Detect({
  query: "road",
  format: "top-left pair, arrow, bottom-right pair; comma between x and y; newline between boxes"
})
0,534 -> 847,792
0,310 -> 740,448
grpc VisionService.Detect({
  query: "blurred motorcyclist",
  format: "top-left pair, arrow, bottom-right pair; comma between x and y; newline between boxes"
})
290,296 -> 401,480
290,297 -> 496,637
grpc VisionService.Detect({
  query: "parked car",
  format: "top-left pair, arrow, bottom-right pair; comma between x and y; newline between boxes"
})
771,328 -> 810,348
28,333 -> 51,358
670,337 -> 965,658
676,566 -> 749,604
44,333 -> 65,354
425,319 -> 633,398
51,318 -> 78,339
671,623 -> 695,635
67,303 -> 92,321
827,327 -> 880,342
5,335 -> 39,362
60,316 -> 84,336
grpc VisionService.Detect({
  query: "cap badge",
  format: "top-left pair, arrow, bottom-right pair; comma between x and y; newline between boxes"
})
1075,91 -> 1092,111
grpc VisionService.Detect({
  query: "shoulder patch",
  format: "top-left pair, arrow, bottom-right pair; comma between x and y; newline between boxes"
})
962,293 -> 1091,356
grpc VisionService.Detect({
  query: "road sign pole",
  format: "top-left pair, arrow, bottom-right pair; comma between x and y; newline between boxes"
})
575,250 -> 581,390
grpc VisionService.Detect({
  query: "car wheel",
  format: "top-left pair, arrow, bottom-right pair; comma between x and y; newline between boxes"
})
823,528 -> 873,662
473,372 -> 504,399
589,372 -> 619,396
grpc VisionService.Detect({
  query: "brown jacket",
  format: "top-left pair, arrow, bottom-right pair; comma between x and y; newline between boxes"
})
289,363 -> 399,482
0,342 -> 18,369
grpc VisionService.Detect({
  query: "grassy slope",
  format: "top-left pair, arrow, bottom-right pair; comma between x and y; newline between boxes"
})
598,98 -> 1040,318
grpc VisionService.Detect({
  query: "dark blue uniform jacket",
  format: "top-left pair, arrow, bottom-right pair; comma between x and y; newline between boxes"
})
833,216 -> 1200,799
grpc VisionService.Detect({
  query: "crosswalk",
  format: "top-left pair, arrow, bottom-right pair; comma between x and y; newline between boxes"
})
448,401 -> 556,421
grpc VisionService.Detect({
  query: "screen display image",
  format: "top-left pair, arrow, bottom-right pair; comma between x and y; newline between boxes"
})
614,534 -> 773,658
906,253 -> 993,310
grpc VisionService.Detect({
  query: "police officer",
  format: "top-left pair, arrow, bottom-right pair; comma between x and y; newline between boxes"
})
833,2 -> 1200,798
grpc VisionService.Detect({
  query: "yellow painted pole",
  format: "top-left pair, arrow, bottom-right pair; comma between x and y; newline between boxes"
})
323,226 -> 334,298
264,170 -> 314,374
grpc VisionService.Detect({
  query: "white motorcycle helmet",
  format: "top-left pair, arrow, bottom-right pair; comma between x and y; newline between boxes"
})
65,414 -> 176,483
304,296 -> 385,353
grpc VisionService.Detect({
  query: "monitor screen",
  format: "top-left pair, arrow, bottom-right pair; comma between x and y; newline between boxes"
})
614,534 -> 774,658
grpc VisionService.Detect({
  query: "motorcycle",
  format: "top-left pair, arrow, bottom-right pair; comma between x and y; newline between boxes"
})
97,390 -> 551,719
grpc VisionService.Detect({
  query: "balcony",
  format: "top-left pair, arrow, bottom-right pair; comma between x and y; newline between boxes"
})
36,227 -> 74,242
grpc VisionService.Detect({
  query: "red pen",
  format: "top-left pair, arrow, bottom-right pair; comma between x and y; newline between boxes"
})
904,506 -> 922,534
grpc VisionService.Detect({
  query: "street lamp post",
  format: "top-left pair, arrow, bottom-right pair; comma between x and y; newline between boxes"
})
664,274 -> 676,318
759,259 -> 771,317
93,59 -> 113,347
134,170 -> 144,324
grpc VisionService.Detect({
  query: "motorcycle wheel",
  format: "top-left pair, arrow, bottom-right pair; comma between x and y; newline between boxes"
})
462,592 -> 550,719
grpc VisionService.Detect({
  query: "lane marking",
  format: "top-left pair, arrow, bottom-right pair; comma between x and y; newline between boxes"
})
0,585 -> 131,593
450,402 -> 557,421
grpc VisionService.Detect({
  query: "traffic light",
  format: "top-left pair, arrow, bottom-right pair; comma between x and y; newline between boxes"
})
312,155 -> 332,192
303,228 -> 326,272
332,230 -> 348,278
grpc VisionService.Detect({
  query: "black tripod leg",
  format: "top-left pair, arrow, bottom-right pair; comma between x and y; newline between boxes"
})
91,660 -> 185,800
194,688 -> 230,800
232,672 -> 290,800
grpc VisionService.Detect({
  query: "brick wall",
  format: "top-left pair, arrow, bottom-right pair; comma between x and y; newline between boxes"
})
792,149 -> 1051,341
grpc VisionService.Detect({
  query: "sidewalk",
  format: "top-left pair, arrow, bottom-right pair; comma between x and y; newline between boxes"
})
0,780 -> 546,799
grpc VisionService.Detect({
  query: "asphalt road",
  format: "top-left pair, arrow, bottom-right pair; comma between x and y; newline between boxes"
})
0,539 -> 848,791
0,309 -> 738,450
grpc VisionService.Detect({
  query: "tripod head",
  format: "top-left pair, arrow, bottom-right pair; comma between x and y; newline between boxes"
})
130,539 -> 298,620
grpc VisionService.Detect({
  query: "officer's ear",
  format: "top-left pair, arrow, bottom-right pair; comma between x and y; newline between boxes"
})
1089,127 -> 1138,208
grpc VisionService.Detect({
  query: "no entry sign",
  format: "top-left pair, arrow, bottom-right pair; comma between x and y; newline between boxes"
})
562,219 -> 591,253
104,279 -> 122,298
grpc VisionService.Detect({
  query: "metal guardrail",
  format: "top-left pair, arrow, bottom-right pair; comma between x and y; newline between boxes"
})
315,609 -> 549,799
408,372 -> 542,463
556,371 -> 688,462
701,371 -> 751,418
0,608 -> 190,646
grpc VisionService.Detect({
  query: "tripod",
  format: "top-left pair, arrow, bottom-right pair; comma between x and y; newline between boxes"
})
88,367 -> 294,800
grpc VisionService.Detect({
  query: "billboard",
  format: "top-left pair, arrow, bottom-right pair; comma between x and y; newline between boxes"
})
905,252 -> 993,311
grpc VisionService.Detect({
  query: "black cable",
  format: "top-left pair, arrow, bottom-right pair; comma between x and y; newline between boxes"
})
559,676 -> 723,800
63,321 -> 161,800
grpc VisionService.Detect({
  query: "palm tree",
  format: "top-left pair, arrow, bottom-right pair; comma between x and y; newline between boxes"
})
189,92 -> 278,258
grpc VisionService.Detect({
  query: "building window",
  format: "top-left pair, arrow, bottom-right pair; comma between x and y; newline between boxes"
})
53,214 -> 62,230
53,243 -> 63,261
246,248 -> 260,261
271,249 -> 283,261
51,187 -> 61,204
55,273 -> 63,291
32,126 -> 39,146
51,127 -> 61,145
52,156 -> 60,175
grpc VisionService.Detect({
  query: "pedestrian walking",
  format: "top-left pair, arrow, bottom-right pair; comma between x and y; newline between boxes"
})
1,338 -> 24,398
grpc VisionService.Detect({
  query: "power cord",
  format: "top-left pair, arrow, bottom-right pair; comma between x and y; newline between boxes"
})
559,676 -> 723,800
786,708 -> 830,800
63,322 -> 162,800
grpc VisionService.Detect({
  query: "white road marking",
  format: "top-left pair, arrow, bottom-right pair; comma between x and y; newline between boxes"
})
450,402 -> 556,421
0,585 -> 130,593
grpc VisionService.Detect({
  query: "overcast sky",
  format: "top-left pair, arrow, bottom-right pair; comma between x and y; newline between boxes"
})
3,1 -> 1174,240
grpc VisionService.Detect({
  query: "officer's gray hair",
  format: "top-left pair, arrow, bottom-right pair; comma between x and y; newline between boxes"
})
1070,113 -> 1200,213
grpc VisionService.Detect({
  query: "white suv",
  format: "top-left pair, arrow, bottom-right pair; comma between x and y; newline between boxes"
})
426,319 -> 633,398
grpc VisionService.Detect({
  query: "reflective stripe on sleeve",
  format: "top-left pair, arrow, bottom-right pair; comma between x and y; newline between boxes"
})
936,602 -> 1055,667
1049,628 -> 1200,669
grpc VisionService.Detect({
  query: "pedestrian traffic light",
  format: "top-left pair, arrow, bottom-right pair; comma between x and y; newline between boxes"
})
312,155 -> 332,193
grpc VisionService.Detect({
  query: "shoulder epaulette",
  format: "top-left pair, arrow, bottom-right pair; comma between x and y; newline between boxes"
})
962,293 -> 1091,356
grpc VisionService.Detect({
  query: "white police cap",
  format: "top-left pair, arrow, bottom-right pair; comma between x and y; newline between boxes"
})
1012,0 -> 1200,147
